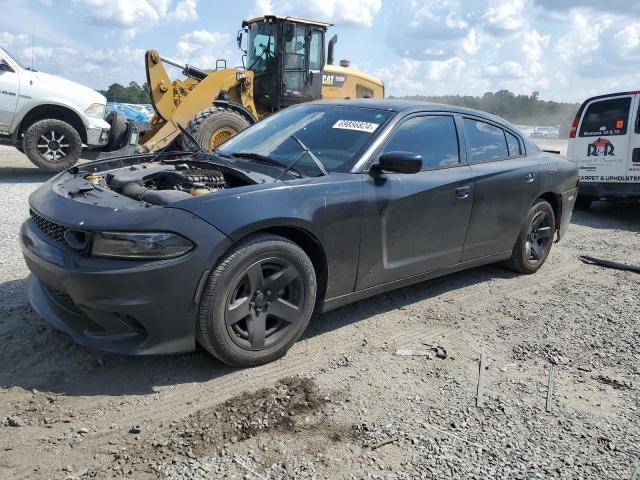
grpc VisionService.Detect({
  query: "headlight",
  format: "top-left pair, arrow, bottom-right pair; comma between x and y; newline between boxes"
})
91,232 -> 194,259
85,103 -> 106,118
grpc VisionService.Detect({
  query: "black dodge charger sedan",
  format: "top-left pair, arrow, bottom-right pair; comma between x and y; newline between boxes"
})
21,100 -> 578,366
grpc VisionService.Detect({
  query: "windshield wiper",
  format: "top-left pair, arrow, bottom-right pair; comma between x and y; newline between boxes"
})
230,152 -> 288,169
277,135 -> 328,179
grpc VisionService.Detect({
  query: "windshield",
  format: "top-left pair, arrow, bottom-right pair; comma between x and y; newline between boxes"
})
219,104 -> 395,174
246,21 -> 277,73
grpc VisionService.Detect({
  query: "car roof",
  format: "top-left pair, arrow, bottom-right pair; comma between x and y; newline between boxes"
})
311,98 -> 520,131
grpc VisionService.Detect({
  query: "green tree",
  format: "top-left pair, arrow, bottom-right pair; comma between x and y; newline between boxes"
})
390,90 -> 579,133
99,81 -> 150,104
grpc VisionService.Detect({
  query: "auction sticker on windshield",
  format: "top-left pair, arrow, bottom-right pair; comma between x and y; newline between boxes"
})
332,120 -> 379,133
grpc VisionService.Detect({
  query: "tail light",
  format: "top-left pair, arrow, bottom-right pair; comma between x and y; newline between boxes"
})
569,115 -> 580,139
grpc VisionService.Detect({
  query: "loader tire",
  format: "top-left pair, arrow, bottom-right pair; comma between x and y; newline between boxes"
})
183,106 -> 250,151
104,112 -> 128,152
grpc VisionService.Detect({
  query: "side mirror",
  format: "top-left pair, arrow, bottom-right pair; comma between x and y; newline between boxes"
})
0,58 -> 13,72
371,151 -> 422,174
284,22 -> 296,43
236,29 -> 246,53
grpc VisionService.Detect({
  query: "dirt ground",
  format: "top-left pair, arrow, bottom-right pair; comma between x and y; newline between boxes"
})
0,144 -> 638,479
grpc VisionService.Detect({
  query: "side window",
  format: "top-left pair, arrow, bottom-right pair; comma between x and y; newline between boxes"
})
505,131 -> 522,156
579,97 -> 631,137
309,30 -> 323,71
382,115 -> 459,169
464,118 -> 509,161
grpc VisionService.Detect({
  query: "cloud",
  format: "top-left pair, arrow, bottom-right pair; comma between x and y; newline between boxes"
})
482,0 -> 527,35
483,61 -> 526,78
71,0 -> 199,38
248,0 -> 382,27
168,0 -> 199,22
175,29 -> 234,67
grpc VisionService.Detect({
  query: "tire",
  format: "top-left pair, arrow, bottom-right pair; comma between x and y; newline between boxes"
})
22,119 -> 82,172
505,199 -> 556,274
183,106 -> 250,151
197,233 -> 317,367
104,111 -> 128,151
574,195 -> 593,211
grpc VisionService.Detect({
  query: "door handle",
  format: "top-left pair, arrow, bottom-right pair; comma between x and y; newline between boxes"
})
456,186 -> 472,199
525,171 -> 536,182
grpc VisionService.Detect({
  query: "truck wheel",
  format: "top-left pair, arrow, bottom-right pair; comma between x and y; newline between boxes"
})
574,195 -> 593,211
197,233 -> 317,367
183,106 -> 250,151
505,199 -> 555,274
104,112 -> 128,151
23,119 -> 82,172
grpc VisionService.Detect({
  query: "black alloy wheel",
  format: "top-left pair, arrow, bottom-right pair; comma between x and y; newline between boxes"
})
505,199 -> 556,274
225,257 -> 305,351
197,233 -> 316,367
525,210 -> 553,264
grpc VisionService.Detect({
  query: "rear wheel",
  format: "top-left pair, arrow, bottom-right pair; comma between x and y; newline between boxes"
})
183,106 -> 250,151
197,234 -> 317,367
22,119 -> 82,172
505,199 -> 555,274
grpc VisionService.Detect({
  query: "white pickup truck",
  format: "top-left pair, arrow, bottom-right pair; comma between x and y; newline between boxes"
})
0,46 -> 111,171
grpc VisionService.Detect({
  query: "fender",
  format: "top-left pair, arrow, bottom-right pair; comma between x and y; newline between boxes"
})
213,100 -> 257,125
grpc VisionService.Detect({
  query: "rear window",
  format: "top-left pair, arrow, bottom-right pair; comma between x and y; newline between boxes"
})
505,131 -> 522,156
579,97 -> 631,137
464,118 -> 509,162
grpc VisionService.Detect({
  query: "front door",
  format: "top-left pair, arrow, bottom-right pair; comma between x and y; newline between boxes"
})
0,52 -> 19,131
572,94 -> 634,186
357,114 -> 474,290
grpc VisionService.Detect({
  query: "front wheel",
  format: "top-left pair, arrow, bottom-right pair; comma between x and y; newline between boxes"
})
197,234 -> 317,367
22,119 -> 83,172
505,199 -> 555,274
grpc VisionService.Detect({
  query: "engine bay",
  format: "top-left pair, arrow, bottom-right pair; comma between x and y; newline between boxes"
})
84,161 -> 253,205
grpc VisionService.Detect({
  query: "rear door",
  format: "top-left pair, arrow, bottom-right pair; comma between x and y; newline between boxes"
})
627,94 -> 640,179
572,94 -> 634,185
460,117 -> 538,261
357,113 -> 474,289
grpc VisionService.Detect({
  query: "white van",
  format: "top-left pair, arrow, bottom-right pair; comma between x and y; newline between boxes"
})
567,91 -> 640,209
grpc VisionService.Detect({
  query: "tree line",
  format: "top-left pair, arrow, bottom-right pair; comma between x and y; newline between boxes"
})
99,82 -> 150,104
391,90 -> 579,128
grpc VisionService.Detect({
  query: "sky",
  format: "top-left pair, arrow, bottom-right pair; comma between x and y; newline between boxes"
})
1,0 -> 639,103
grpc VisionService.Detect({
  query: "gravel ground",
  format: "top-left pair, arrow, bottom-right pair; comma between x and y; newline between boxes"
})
0,143 -> 639,480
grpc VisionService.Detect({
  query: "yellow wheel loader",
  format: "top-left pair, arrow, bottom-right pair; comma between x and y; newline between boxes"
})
133,15 -> 384,153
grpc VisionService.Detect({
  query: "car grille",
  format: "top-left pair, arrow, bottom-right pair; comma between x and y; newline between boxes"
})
30,209 -> 67,244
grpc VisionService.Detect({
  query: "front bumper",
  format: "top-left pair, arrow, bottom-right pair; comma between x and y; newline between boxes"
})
20,206 -> 231,355
85,116 -> 110,147
86,126 -> 109,147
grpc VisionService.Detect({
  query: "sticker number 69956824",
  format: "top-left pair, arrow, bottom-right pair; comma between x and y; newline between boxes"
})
332,120 -> 379,133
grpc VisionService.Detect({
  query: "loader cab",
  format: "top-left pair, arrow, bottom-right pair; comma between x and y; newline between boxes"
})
241,16 -> 328,113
